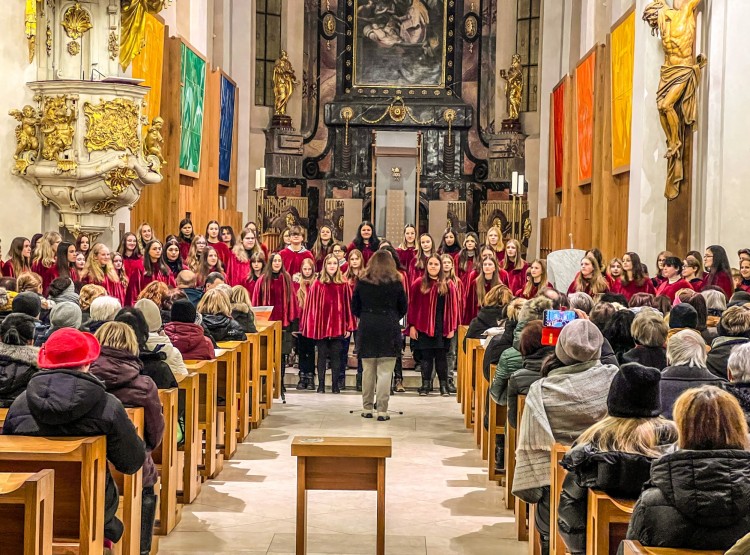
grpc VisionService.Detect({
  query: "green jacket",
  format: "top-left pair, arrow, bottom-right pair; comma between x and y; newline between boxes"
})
490,319 -> 526,404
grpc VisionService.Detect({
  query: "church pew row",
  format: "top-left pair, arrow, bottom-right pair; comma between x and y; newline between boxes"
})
0,470 -> 54,555
117,408 -> 144,555
463,338 -> 483,430
621,541 -> 723,555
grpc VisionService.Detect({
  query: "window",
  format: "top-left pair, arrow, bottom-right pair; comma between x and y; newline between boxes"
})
255,0 -> 282,107
516,0 -> 540,112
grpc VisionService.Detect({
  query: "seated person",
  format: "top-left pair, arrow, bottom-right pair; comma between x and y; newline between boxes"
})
114,307 -> 177,389
558,363 -> 677,555
229,285 -> 257,334
724,342 -> 750,426
707,305 -> 750,379
34,301 -> 82,346
164,300 -> 215,360
11,292 -> 47,344
85,296 -> 122,334
1,328 -> 146,548
624,386 -> 750,552
0,314 -> 39,407
176,270 -> 203,307
134,298 -> 188,377
621,310 -> 668,370
197,288 -> 247,343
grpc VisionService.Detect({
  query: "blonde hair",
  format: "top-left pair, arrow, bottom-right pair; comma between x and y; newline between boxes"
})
504,239 -> 524,271
230,284 -> 252,307
674,386 -> 749,450
79,284 -> 107,311
80,243 -> 119,284
319,254 -> 345,284
576,416 -> 677,458
486,225 -> 504,253
187,235 -> 206,273
522,259 -> 548,298
197,288 -> 232,317
95,321 -> 139,356
16,272 -> 43,294
506,297 -> 525,321
33,232 -> 62,268
574,254 -> 609,295
483,284 -> 513,307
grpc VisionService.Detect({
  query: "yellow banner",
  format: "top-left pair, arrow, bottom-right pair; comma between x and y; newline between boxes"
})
610,11 -> 635,173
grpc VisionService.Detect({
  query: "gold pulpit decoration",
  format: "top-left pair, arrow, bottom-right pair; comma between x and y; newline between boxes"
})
83,98 -> 141,153
120,0 -> 167,70
9,105 -> 41,175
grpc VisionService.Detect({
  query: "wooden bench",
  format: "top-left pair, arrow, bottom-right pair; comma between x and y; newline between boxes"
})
511,395 -> 528,539
184,359 -> 223,479
218,339 -> 251,441
0,407 -> 7,428
473,345 -> 487,457
621,541 -> 723,555
0,470 -> 55,555
463,338 -> 482,430
214,348 -> 238,460
153,388 -> 181,536
175,372 -> 201,504
116,408 -> 144,555
487,386 -> 507,484
550,443 -> 571,555
245,332 -> 263,428
255,322 -> 281,417
456,325 -> 468,410
0,436 -> 106,555
586,489 -> 635,555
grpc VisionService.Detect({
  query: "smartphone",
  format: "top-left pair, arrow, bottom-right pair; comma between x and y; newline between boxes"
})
542,310 -> 577,346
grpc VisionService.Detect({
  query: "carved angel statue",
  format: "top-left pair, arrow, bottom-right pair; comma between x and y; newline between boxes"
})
144,116 -> 166,165
272,50 -> 298,116
499,54 -> 524,121
9,105 -> 40,157
40,97 -> 76,163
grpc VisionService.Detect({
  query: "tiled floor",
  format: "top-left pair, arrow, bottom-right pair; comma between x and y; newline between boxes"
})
158,389 -> 527,554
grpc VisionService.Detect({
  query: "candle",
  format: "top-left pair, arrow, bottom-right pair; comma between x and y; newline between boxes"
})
260,167 -> 266,190
519,174 -> 525,194
511,171 -> 519,195
255,169 -> 261,191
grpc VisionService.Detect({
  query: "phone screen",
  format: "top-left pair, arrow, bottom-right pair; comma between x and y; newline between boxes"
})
543,310 -> 577,329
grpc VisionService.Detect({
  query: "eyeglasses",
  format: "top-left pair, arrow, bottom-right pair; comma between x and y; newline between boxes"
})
704,254 -> 713,259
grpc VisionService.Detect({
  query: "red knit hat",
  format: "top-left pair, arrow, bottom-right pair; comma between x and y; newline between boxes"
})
38,328 -> 101,369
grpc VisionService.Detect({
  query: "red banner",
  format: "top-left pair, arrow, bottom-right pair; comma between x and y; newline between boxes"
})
553,81 -> 566,191
576,51 -> 596,184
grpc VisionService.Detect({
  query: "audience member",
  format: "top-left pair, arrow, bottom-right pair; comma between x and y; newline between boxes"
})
229,285 -> 257,333
707,305 -> 750,379
725,342 -> 750,426
621,311 -> 668,370
197,288 -> 247,342
0,314 -> 39,407
86,296 -> 122,333
115,307 -> 177,389
164,300 -> 215,360
134,298 -> 188,377
602,309 -> 636,362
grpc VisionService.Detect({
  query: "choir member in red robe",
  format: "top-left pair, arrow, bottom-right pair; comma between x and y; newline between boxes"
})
737,259 -> 750,293
347,221 -> 381,267
205,220 -> 232,267
567,254 -> 610,297
454,232 -> 479,286
442,254 -> 464,394
605,257 -> 625,295
195,246 -> 225,287
681,253 -> 704,292
408,233 -> 436,283
116,232 -> 144,279
515,259 -> 554,299
252,252 -> 296,329
438,229 -> 461,256
408,255 -> 459,397
31,231 -> 62,294
703,245 -> 735,300
243,221 -> 270,258
651,250 -> 672,290
311,225 -> 335,273
177,218 -> 195,261
484,225 -> 505,265
655,257 -> 692,302
279,226 -> 315,276
185,235 -> 207,275
397,224 -> 417,270
55,242 -> 79,283
126,240 -> 176,305
111,253 -> 130,292
163,237 -> 187,279
620,252 -> 656,301
4,237 -> 32,278
344,249 -> 364,286
226,228 -> 263,291
502,239 -> 529,295
463,255 -> 509,325
293,258 -> 318,391
136,222 -> 154,255
79,243 -> 126,305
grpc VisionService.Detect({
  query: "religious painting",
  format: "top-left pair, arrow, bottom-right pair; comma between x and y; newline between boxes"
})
219,74 -> 236,184
179,42 -> 207,176
353,0 -> 447,88
131,13 -> 164,133
552,78 -> 567,191
576,49 -> 596,185
610,9 -> 635,174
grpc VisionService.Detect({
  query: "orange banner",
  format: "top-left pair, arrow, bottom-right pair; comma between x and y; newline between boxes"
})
576,51 -> 596,184
553,81 -> 566,191
132,13 -> 165,129
610,10 -> 635,173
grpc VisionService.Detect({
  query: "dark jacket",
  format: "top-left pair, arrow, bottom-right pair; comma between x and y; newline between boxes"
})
139,349 -> 178,389
623,449 -> 750,552
231,303 -> 257,334
660,365 -> 727,419
351,280 -> 408,359
90,346 -> 164,488
183,287 -> 204,307
482,319 -> 516,381
164,321 -> 215,360
723,381 -> 750,427
707,336 -> 750,379
466,306 -> 504,341
0,343 -> 39,408
507,346 -> 555,428
559,444 -> 663,555
621,345 -> 668,371
201,314 -> 247,343
2,368 -> 146,542
84,319 -> 108,334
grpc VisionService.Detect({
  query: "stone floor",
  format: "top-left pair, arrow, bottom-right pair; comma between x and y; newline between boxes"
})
158,388 -> 527,554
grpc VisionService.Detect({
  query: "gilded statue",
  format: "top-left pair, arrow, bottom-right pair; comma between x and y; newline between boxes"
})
9,106 -> 40,157
499,54 -> 524,121
25,0 -> 38,63
120,0 -> 167,69
144,116 -> 166,166
40,96 -> 76,168
643,0 -> 706,200
272,50 -> 298,116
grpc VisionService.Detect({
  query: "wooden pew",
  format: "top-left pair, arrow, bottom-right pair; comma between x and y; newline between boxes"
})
550,443 -> 571,555
456,325 -> 468,409
0,407 -> 7,427
116,408 -> 144,555
175,372 -> 201,504
214,348 -> 238,459
511,395 -> 528,538
463,338 -> 482,430
487,378 -> 507,484
184,359 -> 223,479
586,489 -> 634,555
153,388 -> 181,536
245,332 -> 263,429
218,339 -> 251,441
473,344 -> 487,456
621,541 -> 723,555
528,502 -> 541,555
0,436 -> 106,555
255,322 -> 281,417
0,470 -> 55,555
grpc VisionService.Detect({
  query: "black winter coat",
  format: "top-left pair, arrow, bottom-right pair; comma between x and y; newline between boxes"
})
621,345 -> 668,370
2,369 -> 146,542
201,314 -> 247,343
139,349 -> 178,389
231,304 -> 257,334
723,381 -> 750,427
559,444 -> 663,555
482,319 -> 516,381
659,365 -> 726,419
0,343 -> 39,408
507,346 -> 554,428
466,306 -> 504,342
351,280 -> 408,359
707,336 -> 750,379
623,449 -> 750,552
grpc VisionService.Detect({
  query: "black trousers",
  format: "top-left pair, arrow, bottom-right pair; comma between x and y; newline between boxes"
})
419,347 -> 448,382
317,337 -> 344,387
297,335 -> 316,377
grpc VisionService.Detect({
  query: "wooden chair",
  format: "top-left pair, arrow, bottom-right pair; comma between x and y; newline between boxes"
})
214,348 -> 238,459
586,489 -> 635,555
255,323 -> 276,418
0,436 -> 106,555
116,408 -> 144,555
463,338 -> 482,430
456,325 -> 468,409
245,332 -> 263,429
473,345 -> 487,455
184,359 -> 223,479
218,339 -> 251,441
153,388 -> 181,536
513,395 -> 528,540
621,541 -> 723,555
0,470 -> 55,555
550,443 -> 571,555
487,390 -> 507,484
528,502 -> 542,555
175,372 -> 201,504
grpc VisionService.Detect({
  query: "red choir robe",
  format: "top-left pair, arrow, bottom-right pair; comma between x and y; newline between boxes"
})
655,278 -> 692,302
300,281 -> 356,340
31,262 -> 58,295
605,275 -> 624,295
226,255 -> 253,290
347,242 -> 377,266
252,273 -> 296,327
462,270 -> 510,325
704,271 -> 734,300
397,247 -> 417,270
619,278 -> 656,301
407,278 -> 459,338
454,252 -> 478,287
505,262 -> 530,295
83,273 -> 125,305
122,256 -> 144,280
737,280 -> 750,293
651,274 -> 667,291
178,239 -> 192,262
207,241 -> 232,267
688,278 -> 705,292
278,246 -> 315,276
125,268 -> 176,306
514,281 -> 554,300
567,273 -> 611,296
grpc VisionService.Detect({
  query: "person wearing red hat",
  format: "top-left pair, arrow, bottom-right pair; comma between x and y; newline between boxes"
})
2,327 -> 146,549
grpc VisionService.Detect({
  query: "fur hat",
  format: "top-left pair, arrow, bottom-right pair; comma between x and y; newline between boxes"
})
555,319 -> 604,365
607,362 -> 662,418
171,299 -> 197,324
12,292 -> 41,318
669,303 -> 698,330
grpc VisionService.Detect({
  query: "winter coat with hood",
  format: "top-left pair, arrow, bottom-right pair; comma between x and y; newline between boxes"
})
2,368 -> 146,542
201,313 -> 247,343
164,320 -> 215,360
482,318 -> 516,381
659,365 -> 727,419
0,343 -> 39,408
707,336 -> 750,379
231,302 -> 257,334
621,345 -> 668,370
466,305 -> 504,342
507,345 -> 555,428
90,346 -> 164,487
622,449 -> 750,552
490,318 -> 527,404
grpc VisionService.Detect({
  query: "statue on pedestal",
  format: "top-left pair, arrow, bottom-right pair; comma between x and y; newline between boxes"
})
643,0 -> 706,200
272,50 -> 298,118
499,54 -> 524,122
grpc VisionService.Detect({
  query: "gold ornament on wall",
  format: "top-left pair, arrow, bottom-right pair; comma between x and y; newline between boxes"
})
341,106 -> 354,145
40,95 -> 77,171
143,115 -> 166,169
45,23 -> 52,56
104,167 -> 137,197
67,41 -> 80,56
120,0 -> 166,70
91,199 -> 119,215
361,96 -> 435,125
108,31 -> 119,61
25,0 -> 38,63
61,2 -> 93,40
83,98 -> 140,153
9,105 -> 41,175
